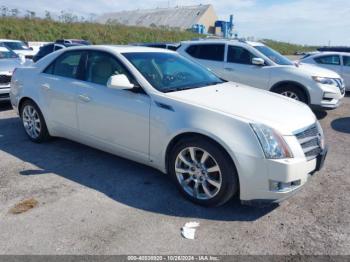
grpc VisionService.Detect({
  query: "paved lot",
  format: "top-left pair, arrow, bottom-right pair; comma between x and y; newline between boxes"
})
0,95 -> 349,255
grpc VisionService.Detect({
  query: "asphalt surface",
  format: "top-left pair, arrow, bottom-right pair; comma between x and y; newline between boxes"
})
0,95 -> 349,255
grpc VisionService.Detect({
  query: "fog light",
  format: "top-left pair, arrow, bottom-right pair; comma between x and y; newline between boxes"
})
269,180 -> 301,192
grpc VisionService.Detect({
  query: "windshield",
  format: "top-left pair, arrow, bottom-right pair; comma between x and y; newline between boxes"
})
254,45 -> 294,65
3,41 -> 30,51
0,46 -> 19,59
122,52 -> 224,92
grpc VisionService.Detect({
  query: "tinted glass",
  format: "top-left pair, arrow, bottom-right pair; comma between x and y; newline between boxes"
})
123,52 -> 224,92
314,55 -> 340,65
3,41 -> 30,50
227,46 -> 256,64
44,51 -> 84,78
38,44 -> 54,55
254,45 -> 294,65
342,56 -> 350,66
186,44 -> 225,61
0,46 -> 18,59
85,51 -> 133,86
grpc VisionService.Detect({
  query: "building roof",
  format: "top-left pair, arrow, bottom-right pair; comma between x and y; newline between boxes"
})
97,4 -> 213,29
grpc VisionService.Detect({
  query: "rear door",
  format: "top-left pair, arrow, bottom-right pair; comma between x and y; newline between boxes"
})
341,55 -> 350,90
39,50 -> 86,134
184,43 -> 225,76
221,45 -> 270,89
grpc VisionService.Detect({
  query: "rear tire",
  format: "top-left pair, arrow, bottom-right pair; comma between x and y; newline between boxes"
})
169,137 -> 239,207
20,100 -> 50,143
273,85 -> 308,104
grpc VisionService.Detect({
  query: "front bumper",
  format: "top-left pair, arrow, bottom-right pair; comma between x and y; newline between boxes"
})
309,82 -> 345,110
238,147 -> 327,206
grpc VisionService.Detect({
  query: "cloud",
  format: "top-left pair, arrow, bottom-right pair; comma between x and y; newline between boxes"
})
0,0 -> 348,45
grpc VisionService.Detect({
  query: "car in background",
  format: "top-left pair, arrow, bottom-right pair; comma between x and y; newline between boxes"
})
11,46 -> 327,206
55,39 -> 92,45
0,46 -> 28,101
300,52 -> 350,91
0,39 -> 37,59
177,39 -> 345,110
317,46 -> 350,53
130,42 -> 179,51
33,42 -> 86,62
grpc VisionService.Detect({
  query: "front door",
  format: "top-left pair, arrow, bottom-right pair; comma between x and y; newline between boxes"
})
221,45 -> 270,90
76,50 -> 151,160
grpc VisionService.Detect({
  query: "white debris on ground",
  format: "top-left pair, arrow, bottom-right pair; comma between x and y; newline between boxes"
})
181,221 -> 200,240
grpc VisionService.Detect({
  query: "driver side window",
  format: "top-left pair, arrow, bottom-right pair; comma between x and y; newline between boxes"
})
227,46 -> 256,65
85,51 -> 134,86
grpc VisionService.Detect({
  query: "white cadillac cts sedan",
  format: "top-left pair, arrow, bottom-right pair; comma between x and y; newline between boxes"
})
10,46 -> 327,206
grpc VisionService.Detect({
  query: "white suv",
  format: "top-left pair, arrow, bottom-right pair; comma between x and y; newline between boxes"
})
177,39 -> 345,110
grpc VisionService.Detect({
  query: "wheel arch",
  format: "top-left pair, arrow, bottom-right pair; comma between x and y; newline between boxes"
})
270,81 -> 310,104
164,132 -> 240,187
18,97 -> 38,115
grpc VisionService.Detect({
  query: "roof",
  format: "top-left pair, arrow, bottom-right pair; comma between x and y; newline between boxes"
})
54,45 -> 176,54
97,5 -> 212,29
0,39 -> 23,42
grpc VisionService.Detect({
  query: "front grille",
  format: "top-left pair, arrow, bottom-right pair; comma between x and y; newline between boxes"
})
0,93 -> 10,99
0,75 -> 11,85
335,78 -> 345,95
295,123 -> 323,161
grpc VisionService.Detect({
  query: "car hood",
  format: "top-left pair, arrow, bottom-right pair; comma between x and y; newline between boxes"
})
166,82 -> 316,135
0,59 -> 23,73
296,63 -> 340,78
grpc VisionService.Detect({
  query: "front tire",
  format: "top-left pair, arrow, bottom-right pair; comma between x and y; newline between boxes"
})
169,137 -> 239,207
274,85 -> 308,104
20,100 -> 50,143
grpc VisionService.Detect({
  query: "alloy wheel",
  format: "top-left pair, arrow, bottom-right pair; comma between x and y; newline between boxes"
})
174,147 -> 222,200
22,105 -> 41,139
280,91 -> 300,101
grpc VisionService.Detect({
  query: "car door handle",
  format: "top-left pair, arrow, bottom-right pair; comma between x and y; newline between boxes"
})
224,68 -> 235,72
41,83 -> 51,91
78,94 -> 91,102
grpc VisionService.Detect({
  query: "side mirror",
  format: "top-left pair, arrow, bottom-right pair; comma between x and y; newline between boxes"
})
252,57 -> 265,66
107,74 -> 134,90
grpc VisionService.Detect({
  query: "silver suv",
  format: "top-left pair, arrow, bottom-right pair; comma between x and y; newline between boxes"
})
177,39 -> 345,110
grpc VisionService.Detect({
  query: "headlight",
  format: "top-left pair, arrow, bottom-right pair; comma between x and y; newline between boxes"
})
250,123 -> 293,159
312,76 -> 338,86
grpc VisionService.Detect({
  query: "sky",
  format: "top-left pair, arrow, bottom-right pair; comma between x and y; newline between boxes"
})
0,0 -> 349,46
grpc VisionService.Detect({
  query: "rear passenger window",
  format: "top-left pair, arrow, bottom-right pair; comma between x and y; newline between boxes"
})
314,55 -> 340,65
186,44 -> 225,61
227,46 -> 256,64
343,56 -> 350,66
44,51 -> 84,79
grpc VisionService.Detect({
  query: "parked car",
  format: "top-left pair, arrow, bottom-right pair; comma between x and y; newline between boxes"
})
10,46 -> 327,206
130,42 -> 180,51
317,46 -> 350,53
0,46 -> 27,101
33,42 -> 84,62
55,39 -> 91,45
177,39 -> 345,110
300,52 -> 350,91
0,39 -> 37,59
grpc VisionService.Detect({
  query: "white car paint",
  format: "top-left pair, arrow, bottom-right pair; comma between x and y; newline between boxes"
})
300,52 -> 350,91
177,40 -> 345,110
10,46 -> 326,205
0,39 -> 37,59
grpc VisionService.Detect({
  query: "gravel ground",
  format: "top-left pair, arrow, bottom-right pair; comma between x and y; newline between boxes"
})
0,95 -> 349,255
